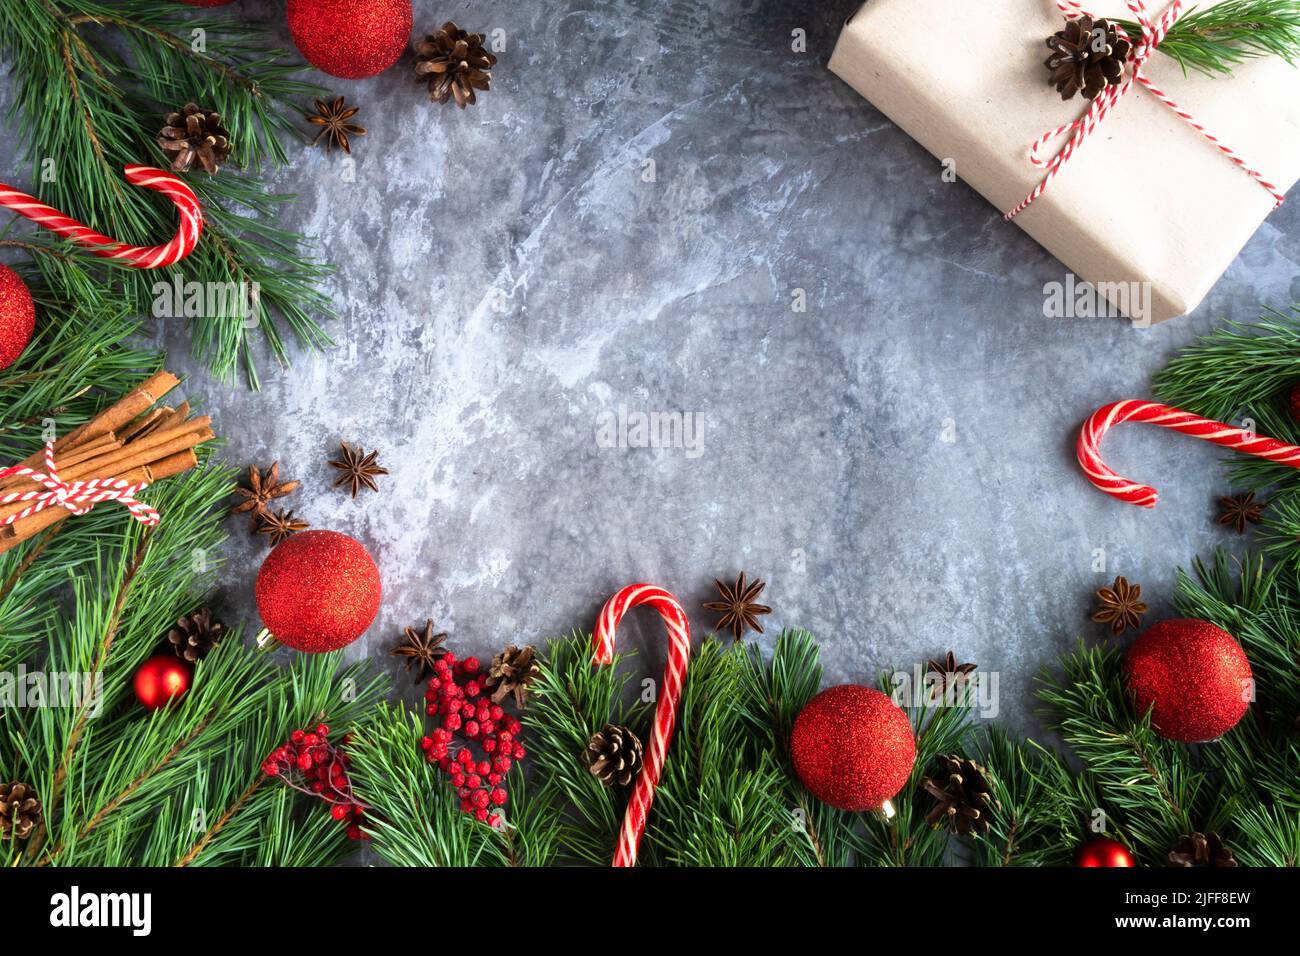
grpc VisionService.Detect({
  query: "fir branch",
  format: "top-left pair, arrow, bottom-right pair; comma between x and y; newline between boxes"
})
0,0 -> 334,386
1120,0 -> 1300,76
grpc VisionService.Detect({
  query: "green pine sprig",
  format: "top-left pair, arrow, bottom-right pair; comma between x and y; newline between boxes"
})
1119,0 -> 1300,76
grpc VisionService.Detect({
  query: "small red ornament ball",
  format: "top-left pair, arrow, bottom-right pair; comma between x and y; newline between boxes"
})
287,0 -> 412,79
256,530 -> 381,653
790,684 -> 916,811
1074,836 -> 1136,867
1123,618 -> 1251,743
133,655 -> 192,710
0,264 -> 36,371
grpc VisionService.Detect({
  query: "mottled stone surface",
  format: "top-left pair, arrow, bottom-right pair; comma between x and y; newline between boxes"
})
5,0 -> 1300,739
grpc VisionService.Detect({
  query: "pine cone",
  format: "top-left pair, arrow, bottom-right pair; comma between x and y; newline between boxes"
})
585,724 -> 644,787
921,754 -> 997,835
1045,16 -> 1131,101
157,103 -> 232,174
1168,831 -> 1238,868
0,781 -> 41,840
484,644 -> 539,707
414,22 -> 497,108
166,607 -> 225,662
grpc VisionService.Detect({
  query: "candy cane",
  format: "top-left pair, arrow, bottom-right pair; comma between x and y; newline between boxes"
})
1078,400 -> 1300,508
592,584 -> 692,867
0,166 -> 202,268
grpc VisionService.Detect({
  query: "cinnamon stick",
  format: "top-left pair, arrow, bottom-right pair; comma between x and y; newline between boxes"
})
0,449 -> 199,555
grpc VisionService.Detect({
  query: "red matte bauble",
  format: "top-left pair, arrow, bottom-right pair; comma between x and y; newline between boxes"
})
287,0 -> 412,79
256,530 -> 381,653
1074,836 -> 1136,867
134,655 -> 192,709
790,684 -> 916,811
1123,618 -> 1251,742
0,264 -> 36,371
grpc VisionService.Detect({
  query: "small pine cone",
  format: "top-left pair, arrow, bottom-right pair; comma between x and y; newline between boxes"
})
1044,16 -> 1131,101
166,607 -> 225,662
484,644 -> 539,707
1168,832 -> 1238,868
157,103 -> 232,174
0,781 -> 42,840
414,22 -> 497,108
585,724 -> 644,787
921,754 -> 997,836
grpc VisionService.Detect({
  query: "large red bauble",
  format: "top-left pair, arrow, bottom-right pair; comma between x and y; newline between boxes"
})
287,0 -> 412,79
1123,618 -> 1251,743
1074,836 -> 1136,867
0,264 -> 35,371
134,655 -> 193,710
256,530 -> 381,653
790,684 -> 916,811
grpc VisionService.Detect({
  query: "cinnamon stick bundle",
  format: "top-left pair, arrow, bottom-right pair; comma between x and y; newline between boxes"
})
0,371 -> 216,555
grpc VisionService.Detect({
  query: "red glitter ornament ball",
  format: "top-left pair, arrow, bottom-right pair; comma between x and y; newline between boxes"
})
133,654 -> 192,710
790,684 -> 915,811
256,530 -> 381,653
0,264 -> 36,371
1074,836 -> 1136,867
287,0 -> 412,79
1123,618 -> 1252,743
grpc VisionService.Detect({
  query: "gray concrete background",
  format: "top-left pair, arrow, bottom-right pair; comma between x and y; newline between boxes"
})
8,0 -> 1300,737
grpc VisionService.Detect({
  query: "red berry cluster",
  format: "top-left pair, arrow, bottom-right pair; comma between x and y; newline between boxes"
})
420,652 -> 525,825
263,723 -> 367,839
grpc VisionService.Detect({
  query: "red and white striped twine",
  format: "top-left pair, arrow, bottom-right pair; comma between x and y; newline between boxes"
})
0,165 -> 202,268
0,441 -> 159,528
1077,400 -> 1300,507
1007,1 -> 1284,220
591,584 -> 692,868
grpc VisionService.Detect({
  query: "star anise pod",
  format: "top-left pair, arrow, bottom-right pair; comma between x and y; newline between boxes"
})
1217,492 -> 1266,534
391,619 -> 449,684
704,572 -> 772,642
257,508 -> 309,546
328,441 -> 389,498
231,462 -> 299,529
926,651 -> 978,699
306,96 -> 366,155
1091,575 -> 1148,635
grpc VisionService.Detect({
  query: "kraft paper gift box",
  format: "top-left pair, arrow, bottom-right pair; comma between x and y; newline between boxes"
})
828,0 -> 1300,324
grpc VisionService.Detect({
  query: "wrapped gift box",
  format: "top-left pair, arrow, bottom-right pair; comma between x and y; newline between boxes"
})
829,0 -> 1300,323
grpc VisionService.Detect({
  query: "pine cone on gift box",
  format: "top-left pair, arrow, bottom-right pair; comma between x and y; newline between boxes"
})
157,103 -> 232,174
166,607 -> 226,662
1045,16 -> 1131,101
585,724 -> 644,787
921,754 -> 997,835
1168,831 -> 1238,868
414,22 -> 496,108
0,781 -> 41,840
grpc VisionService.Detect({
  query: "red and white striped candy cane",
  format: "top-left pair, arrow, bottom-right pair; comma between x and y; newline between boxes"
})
0,441 -> 159,528
1078,400 -> 1300,508
0,166 -> 202,269
592,584 -> 692,867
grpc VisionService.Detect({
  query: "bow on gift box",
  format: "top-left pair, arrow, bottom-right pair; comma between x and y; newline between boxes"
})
1007,0 -> 1285,219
